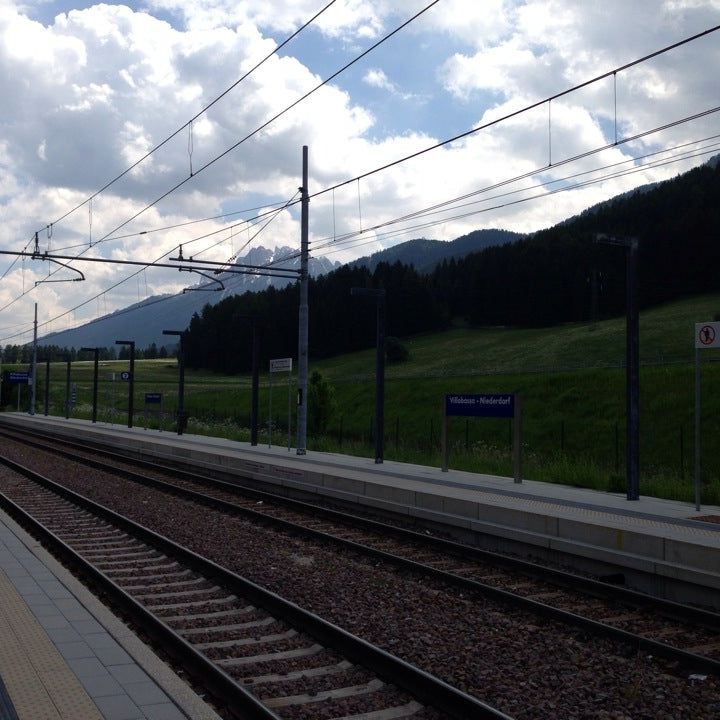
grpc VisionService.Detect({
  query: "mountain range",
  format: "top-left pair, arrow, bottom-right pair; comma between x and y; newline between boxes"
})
37,229 -> 521,350
33,154 -> 719,352
38,246 -> 339,351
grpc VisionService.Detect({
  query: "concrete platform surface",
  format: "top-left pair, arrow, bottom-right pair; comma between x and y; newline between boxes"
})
0,506 -> 222,720
1,413 -> 719,607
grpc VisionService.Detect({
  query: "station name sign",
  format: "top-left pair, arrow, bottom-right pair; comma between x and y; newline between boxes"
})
6,371 -> 31,384
445,393 -> 515,418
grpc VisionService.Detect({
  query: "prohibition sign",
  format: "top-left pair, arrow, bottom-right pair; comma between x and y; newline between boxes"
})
699,325 -> 716,346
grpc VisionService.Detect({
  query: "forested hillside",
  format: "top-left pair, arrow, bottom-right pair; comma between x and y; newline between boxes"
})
185,160 -> 720,373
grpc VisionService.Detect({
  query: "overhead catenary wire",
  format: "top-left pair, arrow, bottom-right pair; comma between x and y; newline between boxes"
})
265,115 -> 720,268
0,191 -> 300,323
309,133 -> 720,256
310,142 -> 720,259
99,20 -> 720,270
18,0 -> 442,292
36,0 -> 341,236
2,99 -> 716,334
84,0 -> 442,250
306,25 -> 720,205
4,131 -> 714,346
2,24 -> 718,339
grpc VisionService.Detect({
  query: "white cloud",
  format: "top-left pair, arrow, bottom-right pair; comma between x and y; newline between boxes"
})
363,68 -> 394,92
0,0 -> 718,338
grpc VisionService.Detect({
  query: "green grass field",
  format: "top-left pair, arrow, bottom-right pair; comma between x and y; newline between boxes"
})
5,292 -> 720,504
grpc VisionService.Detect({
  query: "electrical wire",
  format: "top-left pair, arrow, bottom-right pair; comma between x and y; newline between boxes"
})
18,0 -> 442,293
310,135 -> 720,255
307,24 -> 720,203
86,0 -> 442,250
2,23 -> 717,337
4,132 -> 715,345
310,143 -> 720,259
113,21 -> 720,271
37,0 -> 341,236
47,196 -> 294,251
0,191 -> 302,339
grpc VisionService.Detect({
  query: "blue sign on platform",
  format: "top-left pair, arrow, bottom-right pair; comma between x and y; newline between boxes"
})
145,393 -> 162,404
7,371 -> 31,384
445,393 -> 515,418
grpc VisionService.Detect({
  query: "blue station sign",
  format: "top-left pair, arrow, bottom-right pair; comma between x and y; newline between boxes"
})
445,393 -> 515,418
7,371 -> 31,384
144,392 -> 162,404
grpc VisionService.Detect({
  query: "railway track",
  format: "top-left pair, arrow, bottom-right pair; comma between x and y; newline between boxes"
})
1,427 -> 720,718
0,453 -> 506,720
3,426 -> 719,678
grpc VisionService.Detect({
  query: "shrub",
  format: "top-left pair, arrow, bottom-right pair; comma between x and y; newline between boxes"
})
386,336 -> 409,364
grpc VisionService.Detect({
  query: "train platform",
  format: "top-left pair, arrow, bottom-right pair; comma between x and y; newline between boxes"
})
0,504 -> 221,720
1,412 -> 719,610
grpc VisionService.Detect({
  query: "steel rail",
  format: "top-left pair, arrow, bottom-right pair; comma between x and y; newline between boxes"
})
0,493 -> 279,719
3,428 -> 720,677
0,452 -> 513,720
4,424 -> 720,631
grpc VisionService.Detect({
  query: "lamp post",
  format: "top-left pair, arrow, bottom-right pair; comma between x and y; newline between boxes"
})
80,347 -> 99,423
162,330 -> 186,435
65,355 -> 71,419
115,340 -> 135,428
235,316 -> 261,446
350,287 -> 386,464
595,234 -> 640,501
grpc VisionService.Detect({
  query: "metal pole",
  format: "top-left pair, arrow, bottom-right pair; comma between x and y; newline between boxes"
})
694,347 -> 701,512
92,351 -> 98,422
296,145 -> 309,455
30,303 -> 37,415
375,295 -> 385,463
129,344 -> 135,428
116,340 -> 136,428
44,359 -> 50,415
162,331 -> 186,434
441,399 -> 449,472
251,324 -> 259,446
178,334 -> 185,435
287,371 -> 292,451
626,238 -> 640,500
65,358 -> 71,419
268,370 -> 273,449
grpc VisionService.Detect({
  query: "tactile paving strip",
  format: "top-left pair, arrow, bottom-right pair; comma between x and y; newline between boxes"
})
0,570 -> 103,720
0,673 -> 19,720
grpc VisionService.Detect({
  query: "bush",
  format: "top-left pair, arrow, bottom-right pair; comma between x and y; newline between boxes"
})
385,336 -> 409,364
308,371 -> 337,435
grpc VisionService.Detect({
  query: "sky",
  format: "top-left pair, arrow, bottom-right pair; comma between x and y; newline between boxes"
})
1,0 -> 719,344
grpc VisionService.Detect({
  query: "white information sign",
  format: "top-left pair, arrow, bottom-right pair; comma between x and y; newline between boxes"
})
695,321 -> 720,349
270,357 -> 293,373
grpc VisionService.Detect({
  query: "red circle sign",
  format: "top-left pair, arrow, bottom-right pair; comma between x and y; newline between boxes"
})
699,325 -> 716,345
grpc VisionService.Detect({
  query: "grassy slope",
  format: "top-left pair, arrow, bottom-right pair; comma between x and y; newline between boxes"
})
8,293 -> 720,502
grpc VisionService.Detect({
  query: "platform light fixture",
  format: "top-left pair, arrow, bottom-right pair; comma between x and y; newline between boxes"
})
162,331 -> 186,435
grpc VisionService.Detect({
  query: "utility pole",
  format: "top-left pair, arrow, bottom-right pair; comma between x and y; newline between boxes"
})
251,323 -> 260,446
162,331 -> 186,435
296,145 -> 309,455
351,287 -> 386,463
115,340 -> 135,428
595,234 -> 640,501
30,303 -> 37,415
